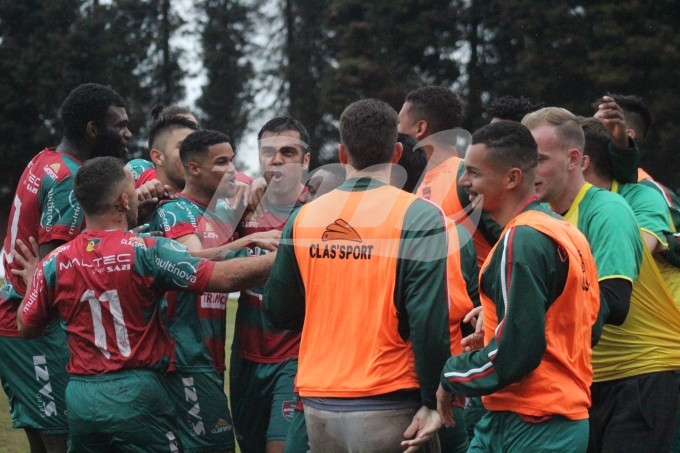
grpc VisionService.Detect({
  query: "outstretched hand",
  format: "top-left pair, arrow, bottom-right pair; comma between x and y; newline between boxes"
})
10,237 -> 40,288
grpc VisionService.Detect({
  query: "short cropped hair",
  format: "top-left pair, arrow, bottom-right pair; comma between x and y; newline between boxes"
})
60,83 -> 126,142
608,94 -> 651,143
148,115 -> 199,150
471,121 -> 538,173
339,99 -> 399,170
487,96 -> 544,122
579,117 -> 613,180
521,107 -> 585,152
405,86 -> 463,133
151,104 -> 197,124
179,130 -> 231,166
257,116 -> 310,150
74,156 -> 127,216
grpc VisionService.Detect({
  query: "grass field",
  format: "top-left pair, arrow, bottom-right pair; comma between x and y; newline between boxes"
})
0,295 -> 240,452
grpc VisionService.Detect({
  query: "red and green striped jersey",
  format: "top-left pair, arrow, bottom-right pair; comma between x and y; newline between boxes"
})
21,230 -> 214,375
149,193 -> 237,373
126,158 -> 157,189
233,201 -> 301,363
1,148 -> 83,336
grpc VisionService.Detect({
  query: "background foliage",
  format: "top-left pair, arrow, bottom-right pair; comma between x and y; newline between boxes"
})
1,0 -> 679,224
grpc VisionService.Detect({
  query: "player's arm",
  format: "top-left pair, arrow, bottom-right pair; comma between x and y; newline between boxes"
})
146,235 -> 275,294
599,278 -> 633,326
440,227 -> 561,397
17,261 -> 55,338
395,201 -> 449,451
595,95 -> 640,184
263,208 -> 306,331
395,200 -> 451,409
585,199 -> 642,325
206,252 -> 276,293
455,224 -> 481,338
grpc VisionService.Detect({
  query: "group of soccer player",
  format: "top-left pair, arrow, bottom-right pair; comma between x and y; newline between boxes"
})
0,81 -> 678,453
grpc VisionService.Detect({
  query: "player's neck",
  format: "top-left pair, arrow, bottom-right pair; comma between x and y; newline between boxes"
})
155,171 -> 182,196
492,190 -> 535,228
83,213 -> 129,233
267,184 -> 304,206
182,181 -> 212,206
550,173 -> 587,215
56,137 -> 87,162
345,163 -> 391,184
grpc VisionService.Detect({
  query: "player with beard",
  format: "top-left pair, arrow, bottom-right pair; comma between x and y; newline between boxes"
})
127,115 -> 199,193
0,83 -> 133,453
148,130 -> 279,453
15,156 -> 276,452
229,117 -> 310,453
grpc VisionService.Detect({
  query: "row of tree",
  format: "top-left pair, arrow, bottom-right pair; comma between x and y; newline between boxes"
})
1,0 -> 679,219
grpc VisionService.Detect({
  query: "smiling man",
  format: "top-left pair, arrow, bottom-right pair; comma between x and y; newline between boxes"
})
438,121 -> 600,452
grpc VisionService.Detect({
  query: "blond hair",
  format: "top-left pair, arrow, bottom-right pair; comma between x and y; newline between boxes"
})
521,107 -> 584,152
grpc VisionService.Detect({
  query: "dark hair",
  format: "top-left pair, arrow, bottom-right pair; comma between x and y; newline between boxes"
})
148,115 -> 199,150
471,121 -> 538,173
607,94 -> 651,143
339,99 -> 398,170
150,104 -> 197,124
396,133 -> 426,193
257,116 -> 310,149
579,117 -> 613,180
74,156 -> 127,216
179,129 -> 231,166
60,83 -> 126,142
405,86 -> 463,133
487,96 -> 544,122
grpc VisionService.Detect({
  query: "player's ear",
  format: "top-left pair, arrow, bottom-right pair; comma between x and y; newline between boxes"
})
338,144 -> 348,165
85,121 -> 98,139
506,168 -> 521,189
626,128 -> 636,140
188,161 -> 200,176
150,148 -> 164,166
567,148 -> 582,170
302,152 -> 310,170
391,142 -> 403,164
581,155 -> 591,172
118,191 -> 129,212
415,120 -> 429,141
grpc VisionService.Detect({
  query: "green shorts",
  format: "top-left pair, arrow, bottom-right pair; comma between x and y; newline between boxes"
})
468,411 -> 588,453
438,405 -> 468,453
0,320 -> 69,434
284,396 -> 308,453
166,370 -> 235,452
66,370 -> 180,453
229,355 -> 297,453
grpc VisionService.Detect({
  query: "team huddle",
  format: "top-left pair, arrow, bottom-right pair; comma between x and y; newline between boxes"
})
0,83 -> 679,453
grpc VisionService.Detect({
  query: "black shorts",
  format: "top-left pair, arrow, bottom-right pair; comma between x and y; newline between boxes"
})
589,370 -> 679,453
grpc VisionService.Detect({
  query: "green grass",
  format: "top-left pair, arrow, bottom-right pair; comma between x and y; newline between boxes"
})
0,295 -> 240,452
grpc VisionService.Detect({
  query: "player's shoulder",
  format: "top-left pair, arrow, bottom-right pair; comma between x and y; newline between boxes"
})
126,159 -> 155,181
583,185 -> 635,219
32,148 -> 81,184
618,182 -> 667,207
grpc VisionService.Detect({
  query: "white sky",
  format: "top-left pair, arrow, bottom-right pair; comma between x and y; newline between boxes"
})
174,0 -> 273,177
